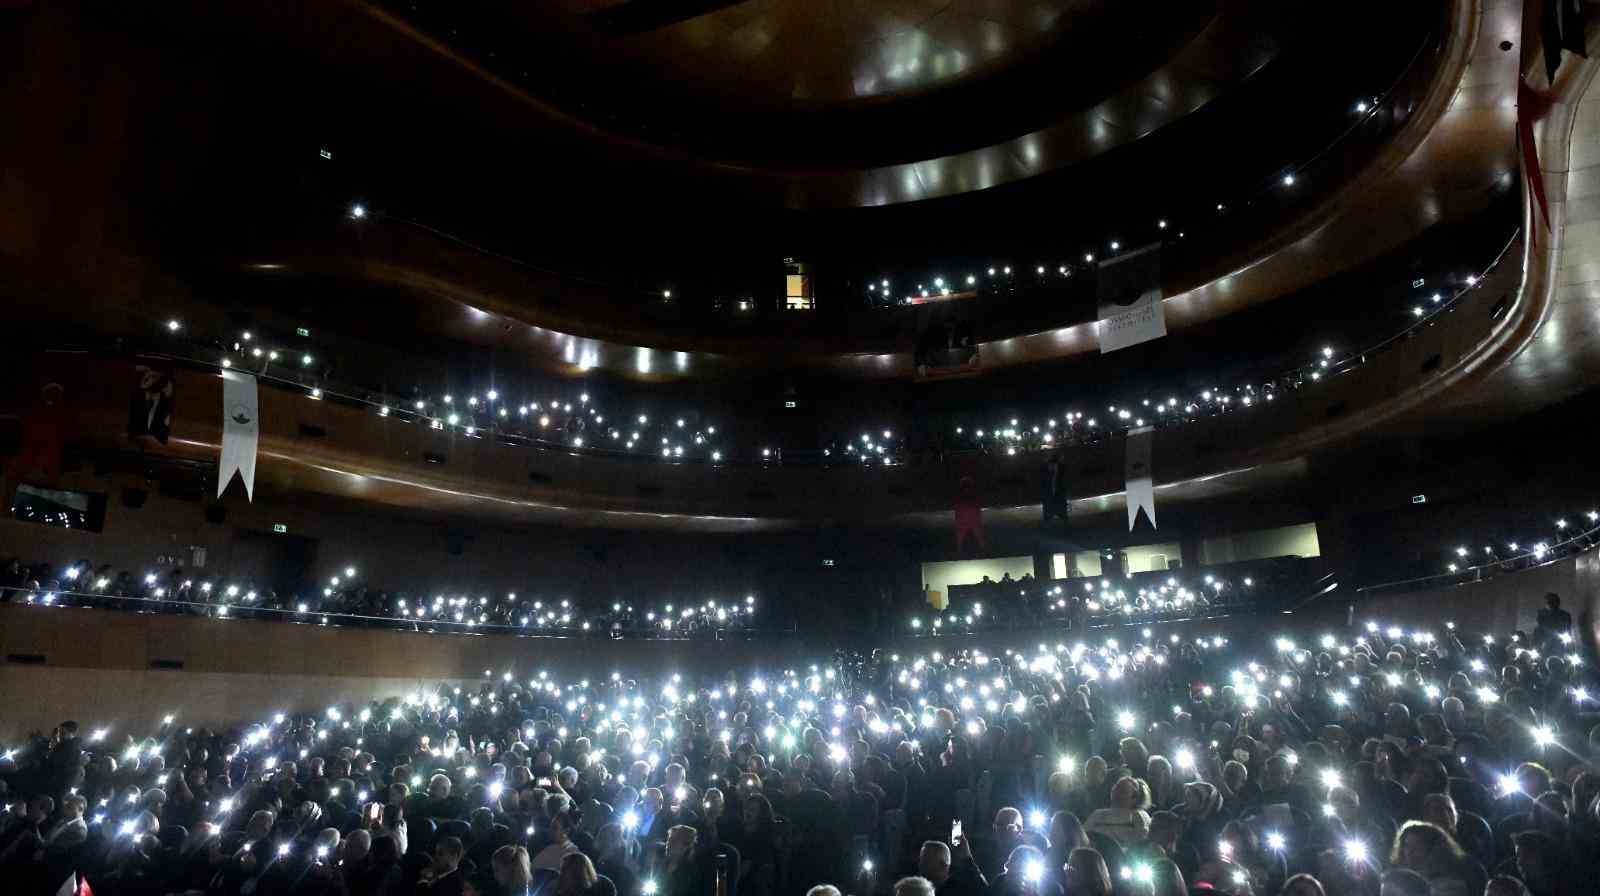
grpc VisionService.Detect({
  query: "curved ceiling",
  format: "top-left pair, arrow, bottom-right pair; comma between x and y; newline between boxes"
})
343,0 -> 1288,205
12,0 -> 1582,536
208,0 -> 1503,385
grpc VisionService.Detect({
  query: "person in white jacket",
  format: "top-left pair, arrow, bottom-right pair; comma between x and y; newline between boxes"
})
1083,776 -> 1152,846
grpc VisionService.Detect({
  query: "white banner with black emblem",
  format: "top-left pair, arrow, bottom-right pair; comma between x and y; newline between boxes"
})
1097,245 -> 1165,353
218,370 -> 259,500
1126,426 -> 1155,531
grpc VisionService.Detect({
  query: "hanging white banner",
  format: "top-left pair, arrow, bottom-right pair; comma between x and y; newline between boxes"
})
218,370 -> 259,500
1126,425 -> 1155,531
1097,245 -> 1166,353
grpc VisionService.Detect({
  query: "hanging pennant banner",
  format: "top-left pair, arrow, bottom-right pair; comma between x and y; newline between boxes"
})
218,370 -> 259,500
1097,245 -> 1166,353
1126,426 -> 1155,531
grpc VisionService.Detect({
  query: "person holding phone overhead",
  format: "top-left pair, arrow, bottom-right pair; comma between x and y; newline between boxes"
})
917,836 -> 989,896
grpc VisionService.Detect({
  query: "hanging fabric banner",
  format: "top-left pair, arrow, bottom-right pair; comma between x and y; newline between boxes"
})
1125,426 -> 1155,531
218,370 -> 259,500
1097,245 -> 1165,353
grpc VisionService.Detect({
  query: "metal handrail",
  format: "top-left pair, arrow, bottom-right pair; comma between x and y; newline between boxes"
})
1356,521 -> 1600,597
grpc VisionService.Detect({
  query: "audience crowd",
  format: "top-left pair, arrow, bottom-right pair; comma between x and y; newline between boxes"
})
0,558 -> 760,639
2,591 -> 1597,896
0,558 -> 1300,642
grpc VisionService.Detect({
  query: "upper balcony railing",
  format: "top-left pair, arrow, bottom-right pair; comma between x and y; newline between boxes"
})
94,229 -> 1518,474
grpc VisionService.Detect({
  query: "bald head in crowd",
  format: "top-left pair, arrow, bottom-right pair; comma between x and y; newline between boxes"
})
918,841 -> 953,884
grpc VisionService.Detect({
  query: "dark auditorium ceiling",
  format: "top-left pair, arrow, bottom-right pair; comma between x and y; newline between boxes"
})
124,0 -> 1428,277
82,0 -> 1450,389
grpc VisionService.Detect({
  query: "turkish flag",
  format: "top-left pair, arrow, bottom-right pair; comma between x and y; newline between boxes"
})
54,872 -> 92,896
11,381 -> 68,486
954,475 -> 986,553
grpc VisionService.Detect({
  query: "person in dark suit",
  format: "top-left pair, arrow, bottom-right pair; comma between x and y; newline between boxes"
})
917,838 -> 988,896
419,835 -> 468,896
1534,594 -> 1573,648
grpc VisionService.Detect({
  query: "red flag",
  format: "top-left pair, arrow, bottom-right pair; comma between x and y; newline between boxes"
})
1519,78 -> 1554,239
10,381 -> 68,487
954,475 -> 986,553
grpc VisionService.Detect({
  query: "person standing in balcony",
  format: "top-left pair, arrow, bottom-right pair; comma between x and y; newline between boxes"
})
1534,594 -> 1573,649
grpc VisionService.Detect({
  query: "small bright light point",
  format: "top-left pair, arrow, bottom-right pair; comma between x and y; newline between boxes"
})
350,204 -> 365,219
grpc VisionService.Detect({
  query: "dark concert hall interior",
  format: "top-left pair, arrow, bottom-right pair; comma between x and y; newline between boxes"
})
4,3 -> 1600,896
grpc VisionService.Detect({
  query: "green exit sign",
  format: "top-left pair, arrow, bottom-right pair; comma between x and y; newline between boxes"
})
296,327 -> 310,337
272,523 -> 288,533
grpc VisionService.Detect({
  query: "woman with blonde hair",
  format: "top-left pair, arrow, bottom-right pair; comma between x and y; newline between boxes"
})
557,852 -> 617,896
493,844 -> 534,896
1389,820 -> 1484,896
1063,847 -> 1112,896
1045,811 -> 1089,878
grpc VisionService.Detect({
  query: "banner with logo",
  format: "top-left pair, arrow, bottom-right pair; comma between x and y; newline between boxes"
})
1097,245 -> 1165,353
1126,426 -> 1155,531
218,370 -> 259,500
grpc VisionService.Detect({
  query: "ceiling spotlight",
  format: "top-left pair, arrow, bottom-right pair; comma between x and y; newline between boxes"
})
1158,219 -> 1168,229
1356,100 -> 1370,113
1109,241 -> 1120,251
662,289 -> 672,298
350,204 -> 366,219
166,319 -> 181,332
1282,173 -> 1296,186
301,354 -> 313,366
1084,253 -> 1094,263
